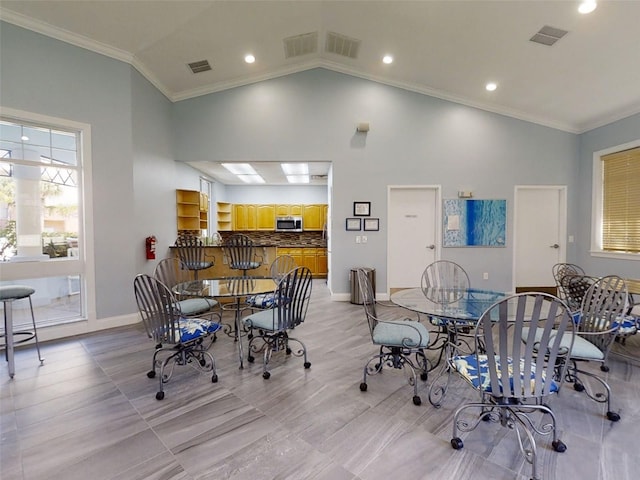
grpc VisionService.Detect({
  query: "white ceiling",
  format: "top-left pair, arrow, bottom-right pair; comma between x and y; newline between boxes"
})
2,1 -> 639,183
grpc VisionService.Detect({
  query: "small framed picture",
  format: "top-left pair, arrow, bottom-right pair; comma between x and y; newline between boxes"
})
346,218 -> 362,231
363,218 -> 379,231
353,201 -> 371,216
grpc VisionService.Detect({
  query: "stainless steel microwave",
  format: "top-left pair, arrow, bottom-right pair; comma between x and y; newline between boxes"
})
275,216 -> 303,232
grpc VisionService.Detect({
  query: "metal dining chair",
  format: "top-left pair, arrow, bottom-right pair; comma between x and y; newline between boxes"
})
174,235 -> 214,280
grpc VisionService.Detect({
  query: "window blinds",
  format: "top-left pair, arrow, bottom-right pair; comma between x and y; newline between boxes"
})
602,146 -> 640,253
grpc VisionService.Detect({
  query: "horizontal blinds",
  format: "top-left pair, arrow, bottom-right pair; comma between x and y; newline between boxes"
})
602,146 -> 640,253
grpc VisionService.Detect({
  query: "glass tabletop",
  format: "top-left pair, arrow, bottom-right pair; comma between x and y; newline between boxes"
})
172,276 -> 277,298
390,287 -> 507,322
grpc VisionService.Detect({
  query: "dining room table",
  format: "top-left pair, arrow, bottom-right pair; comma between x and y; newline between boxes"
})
390,286 -> 508,406
172,275 -> 277,369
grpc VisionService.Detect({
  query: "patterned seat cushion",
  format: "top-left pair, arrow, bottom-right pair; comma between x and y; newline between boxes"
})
452,354 -> 559,394
177,317 -> 221,342
612,315 -> 638,336
246,293 -> 277,309
372,320 -> 429,348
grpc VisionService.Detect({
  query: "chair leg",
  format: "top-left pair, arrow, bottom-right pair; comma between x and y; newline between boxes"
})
27,296 -> 44,364
570,364 -> 620,421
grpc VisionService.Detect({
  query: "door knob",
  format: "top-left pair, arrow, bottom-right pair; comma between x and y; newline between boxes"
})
550,244 -> 560,249
427,244 -> 435,250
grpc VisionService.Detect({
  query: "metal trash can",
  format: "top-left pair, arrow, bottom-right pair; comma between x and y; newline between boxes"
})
350,267 -> 375,304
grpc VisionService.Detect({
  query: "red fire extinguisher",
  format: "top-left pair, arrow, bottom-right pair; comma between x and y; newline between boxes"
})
145,236 -> 156,260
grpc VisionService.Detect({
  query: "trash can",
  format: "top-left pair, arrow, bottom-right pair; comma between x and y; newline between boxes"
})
350,267 -> 375,304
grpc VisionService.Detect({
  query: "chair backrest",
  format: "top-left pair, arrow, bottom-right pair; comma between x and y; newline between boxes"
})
174,235 -> 207,269
561,274 -> 597,312
356,267 -> 378,338
134,274 -> 181,345
421,260 -> 470,304
578,275 -> 628,353
476,292 -> 574,399
270,266 -> 313,331
552,263 -> 586,304
223,233 -> 258,270
154,257 -> 191,287
270,254 -> 297,281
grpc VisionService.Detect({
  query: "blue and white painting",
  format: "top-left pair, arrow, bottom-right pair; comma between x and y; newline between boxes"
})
443,199 -> 506,247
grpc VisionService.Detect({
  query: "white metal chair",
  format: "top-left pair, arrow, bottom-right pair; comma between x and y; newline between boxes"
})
357,267 -> 430,405
242,266 -> 312,379
154,257 -> 221,322
451,292 -> 574,480
133,274 -> 221,400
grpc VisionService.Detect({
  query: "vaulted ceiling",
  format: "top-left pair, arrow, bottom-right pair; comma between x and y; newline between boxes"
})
1,1 -> 639,183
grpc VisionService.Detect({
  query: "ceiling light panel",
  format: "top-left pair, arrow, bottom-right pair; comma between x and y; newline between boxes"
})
281,163 -> 309,175
286,175 -> 310,184
222,163 -> 257,175
238,174 -> 265,184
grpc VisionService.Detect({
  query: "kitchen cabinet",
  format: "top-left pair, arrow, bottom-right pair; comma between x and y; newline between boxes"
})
276,204 -> 303,216
302,204 -> 325,231
256,204 -> 276,230
277,247 -> 327,278
176,189 -> 203,234
216,202 -> 232,231
233,204 -> 259,230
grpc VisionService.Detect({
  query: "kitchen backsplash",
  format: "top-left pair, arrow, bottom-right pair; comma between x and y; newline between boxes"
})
219,231 -> 326,248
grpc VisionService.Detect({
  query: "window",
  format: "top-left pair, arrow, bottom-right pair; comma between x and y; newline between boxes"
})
0,109 -> 94,330
592,141 -> 640,259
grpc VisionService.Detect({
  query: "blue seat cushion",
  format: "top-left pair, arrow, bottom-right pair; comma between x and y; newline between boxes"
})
178,297 -> 218,316
242,309 -> 280,331
452,354 -> 559,394
177,317 -> 221,343
612,315 -> 638,336
182,261 -> 213,271
372,320 -> 429,348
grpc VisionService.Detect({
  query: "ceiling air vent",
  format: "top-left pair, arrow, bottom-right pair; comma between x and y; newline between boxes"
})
283,32 -> 318,59
529,25 -> 568,46
187,60 -> 212,74
325,31 -> 361,59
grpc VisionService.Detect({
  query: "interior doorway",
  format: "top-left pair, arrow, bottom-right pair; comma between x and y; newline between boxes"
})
387,186 -> 440,294
513,186 -> 567,293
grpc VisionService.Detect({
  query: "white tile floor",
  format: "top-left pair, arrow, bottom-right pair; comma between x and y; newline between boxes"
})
2,280 -> 639,479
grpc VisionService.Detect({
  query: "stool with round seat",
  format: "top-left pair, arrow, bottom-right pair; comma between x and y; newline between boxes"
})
1,285 -> 44,378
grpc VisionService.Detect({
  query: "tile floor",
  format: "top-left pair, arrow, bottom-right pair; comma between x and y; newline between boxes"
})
2,280 -> 639,479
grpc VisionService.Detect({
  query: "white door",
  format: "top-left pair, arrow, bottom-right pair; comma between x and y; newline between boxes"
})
388,186 -> 439,291
513,186 -> 566,290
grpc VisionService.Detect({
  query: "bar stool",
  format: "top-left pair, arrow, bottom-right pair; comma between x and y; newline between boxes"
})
1,285 -> 44,378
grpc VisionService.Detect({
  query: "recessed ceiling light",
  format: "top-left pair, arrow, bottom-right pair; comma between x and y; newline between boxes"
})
286,175 -> 310,184
382,55 -> 393,64
238,174 -> 265,184
486,82 -> 497,92
244,54 -> 255,64
21,135 -> 29,141
578,1 -> 597,14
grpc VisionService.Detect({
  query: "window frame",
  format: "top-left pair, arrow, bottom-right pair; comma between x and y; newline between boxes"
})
591,139 -> 640,261
0,107 -> 96,330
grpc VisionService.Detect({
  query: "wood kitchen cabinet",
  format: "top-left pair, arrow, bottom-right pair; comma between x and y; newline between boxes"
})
302,204 -> 325,231
233,204 -> 257,230
276,204 -> 303,216
277,247 -> 327,278
256,204 -> 276,230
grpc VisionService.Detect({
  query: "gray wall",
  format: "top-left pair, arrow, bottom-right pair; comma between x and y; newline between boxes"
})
2,21 -> 636,319
576,112 -> 640,280
223,185 -> 328,204
173,69 -> 580,293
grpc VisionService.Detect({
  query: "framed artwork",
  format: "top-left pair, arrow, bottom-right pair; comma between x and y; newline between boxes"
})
363,218 -> 379,231
346,218 -> 362,231
353,201 -> 371,216
443,199 -> 506,247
